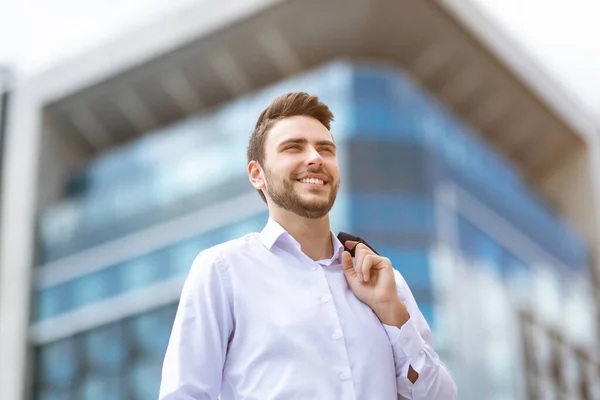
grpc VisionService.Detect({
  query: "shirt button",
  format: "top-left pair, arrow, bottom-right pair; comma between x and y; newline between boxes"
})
312,265 -> 318,271
319,295 -> 330,303
331,332 -> 342,340
340,372 -> 351,381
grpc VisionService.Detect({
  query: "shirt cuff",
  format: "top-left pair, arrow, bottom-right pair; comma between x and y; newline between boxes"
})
383,316 -> 426,361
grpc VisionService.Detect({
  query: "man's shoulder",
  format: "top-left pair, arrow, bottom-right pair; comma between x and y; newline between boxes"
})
193,232 -> 263,266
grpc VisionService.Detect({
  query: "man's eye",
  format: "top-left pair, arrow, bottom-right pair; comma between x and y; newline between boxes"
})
284,145 -> 301,151
319,148 -> 335,154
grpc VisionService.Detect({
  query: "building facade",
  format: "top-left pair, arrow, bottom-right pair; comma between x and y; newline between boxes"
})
2,1 -> 600,399
29,61 -> 598,399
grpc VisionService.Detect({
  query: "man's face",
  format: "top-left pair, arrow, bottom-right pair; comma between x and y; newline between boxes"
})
258,116 -> 340,219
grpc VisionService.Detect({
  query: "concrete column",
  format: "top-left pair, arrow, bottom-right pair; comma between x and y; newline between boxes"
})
0,84 -> 43,400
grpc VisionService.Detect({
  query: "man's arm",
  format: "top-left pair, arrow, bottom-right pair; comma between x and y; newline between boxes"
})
159,251 -> 233,400
382,269 -> 457,400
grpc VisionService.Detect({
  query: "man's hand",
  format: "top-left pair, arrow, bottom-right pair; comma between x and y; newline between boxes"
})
341,241 -> 410,328
342,241 -> 420,383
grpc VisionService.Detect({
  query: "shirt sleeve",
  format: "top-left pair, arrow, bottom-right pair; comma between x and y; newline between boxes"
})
159,250 -> 234,400
382,269 -> 457,399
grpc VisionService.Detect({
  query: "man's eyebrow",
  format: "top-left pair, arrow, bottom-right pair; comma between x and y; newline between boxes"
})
277,138 -> 307,148
277,138 -> 337,150
315,140 -> 336,149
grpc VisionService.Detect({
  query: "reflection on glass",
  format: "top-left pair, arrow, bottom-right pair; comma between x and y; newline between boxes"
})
118,251 -> 164,292
35,284 -> 71,321
168,238 -> 204,278
381,248 -> 430,287
71,267 -> 119,310
129,359 -> 162,400
36,213 -> 270,322
82,324 -> 128,373
38,339 -> 79,390
77,374 -> 124,400
37,389 -> 72,400
129,306 -> 176,359
352,195 -> 434,233
35,304 -> 179,400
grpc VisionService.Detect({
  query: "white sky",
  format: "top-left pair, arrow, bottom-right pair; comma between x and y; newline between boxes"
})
0,0 -> 599,117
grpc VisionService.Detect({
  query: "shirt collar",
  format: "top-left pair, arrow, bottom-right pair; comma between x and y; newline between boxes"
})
260,218 -> 344,264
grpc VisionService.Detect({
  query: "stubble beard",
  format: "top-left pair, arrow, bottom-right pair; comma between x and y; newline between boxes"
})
264,167 -> 339,219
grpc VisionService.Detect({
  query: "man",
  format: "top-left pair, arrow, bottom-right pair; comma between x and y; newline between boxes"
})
159,92 -> 457,399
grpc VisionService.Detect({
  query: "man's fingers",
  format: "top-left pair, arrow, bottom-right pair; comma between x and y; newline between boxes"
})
341,251 -> 356,278
343,243 -> 380,283
344,240 -> 358,250
362,255 -> 374,282
354,243 -> 370,281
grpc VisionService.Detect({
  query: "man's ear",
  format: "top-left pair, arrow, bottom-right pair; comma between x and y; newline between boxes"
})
248,160 -> 265,191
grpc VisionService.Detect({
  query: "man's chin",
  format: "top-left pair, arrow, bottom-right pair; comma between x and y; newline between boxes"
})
297,199 -> 335,217
293,207 -> 331,219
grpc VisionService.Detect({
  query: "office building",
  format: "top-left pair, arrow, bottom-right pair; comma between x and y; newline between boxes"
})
1,0 -> 600,399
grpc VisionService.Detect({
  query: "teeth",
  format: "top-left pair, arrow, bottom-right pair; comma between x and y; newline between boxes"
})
300,178 -> 324,185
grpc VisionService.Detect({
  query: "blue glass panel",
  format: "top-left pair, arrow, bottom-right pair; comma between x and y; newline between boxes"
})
352,99 -> 399,138
118,250 -> 166,292
352,195 -> 434,233
70,267 -> 120,310
457,216 -> 479,258
168,237 -> 204,278
418,302 -> 435,331
354,70 -> 390,100
82,323 -> 128,373
129,305 -> 176,359
380,248 -> 431,287
458,216 -> 502,274
77,374 -> 125,400
38,339 -> 79,389
37,389 -> 72,400
129,358 -> 163,400
35,284 -> 72,321
223,213 -> 268,240
503,251 -> 529,276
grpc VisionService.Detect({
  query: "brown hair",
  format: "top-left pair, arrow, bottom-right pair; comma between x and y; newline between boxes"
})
247,92 -> 335,203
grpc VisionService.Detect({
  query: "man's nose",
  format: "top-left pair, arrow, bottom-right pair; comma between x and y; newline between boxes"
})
306,147 -> 324,166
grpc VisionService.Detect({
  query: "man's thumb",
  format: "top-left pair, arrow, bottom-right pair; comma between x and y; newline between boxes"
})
341,251 -> 355,276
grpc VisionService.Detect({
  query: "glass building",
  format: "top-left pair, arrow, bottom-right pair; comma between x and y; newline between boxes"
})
32,61 -> 599,399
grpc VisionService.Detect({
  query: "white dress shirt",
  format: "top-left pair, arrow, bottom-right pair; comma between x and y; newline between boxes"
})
160,218 -> 457,399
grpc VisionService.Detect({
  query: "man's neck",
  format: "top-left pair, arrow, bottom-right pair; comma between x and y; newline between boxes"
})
270,209 -> 333,261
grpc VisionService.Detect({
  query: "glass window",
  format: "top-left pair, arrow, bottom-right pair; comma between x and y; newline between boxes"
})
458,216 -> 502,275
352,99 -> 397,137
129,358 -> 163,400
503,251 -> 528,276
418,302 -> 435,332
379,247 -> 430,287
224,213 -> 267,240
168,238 -> 205,278
36,389 -> 73,400
82,323 -> 129,373
129,305 -> 177,359
38,338 -> 80,390
118,251 -> 165,293
71,267 -> 120,310
77,374 -> 125,400
35,284 -> 72,321
352,195 -> 434,234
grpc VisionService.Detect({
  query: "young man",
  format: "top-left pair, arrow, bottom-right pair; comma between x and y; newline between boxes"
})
159,92 -> 457,399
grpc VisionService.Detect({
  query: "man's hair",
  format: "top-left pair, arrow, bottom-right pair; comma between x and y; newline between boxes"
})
247,92 -> 335,203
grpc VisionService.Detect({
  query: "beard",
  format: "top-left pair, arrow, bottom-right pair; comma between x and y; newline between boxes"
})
264,167 -> 339,219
